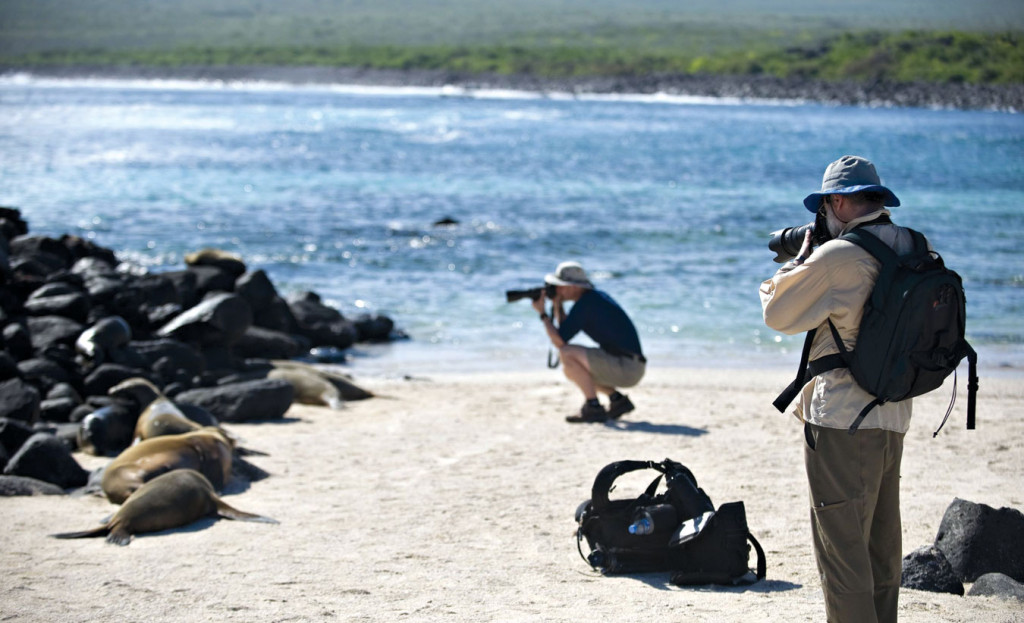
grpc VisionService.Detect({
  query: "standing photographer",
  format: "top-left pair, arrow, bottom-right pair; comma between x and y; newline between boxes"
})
531,261 -> 645,423
760,155 -> 923,623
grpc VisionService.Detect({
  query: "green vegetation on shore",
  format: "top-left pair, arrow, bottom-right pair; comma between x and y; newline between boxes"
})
3,30 -> 1021,86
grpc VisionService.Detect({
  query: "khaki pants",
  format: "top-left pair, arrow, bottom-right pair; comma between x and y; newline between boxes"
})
584,348 -> 645,389
804,424 -> 905,623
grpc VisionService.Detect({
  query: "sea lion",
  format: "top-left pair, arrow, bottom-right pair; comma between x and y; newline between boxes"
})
77,402 -> 138,457
183,248 -> 246,277
270,360 -> 374,401
101,427 -> 233,504
74,316 -> 132,362
109,377 -> 205,441
52,469 -> 277,545
267,366 -> 343,410
134,399 -> 205,440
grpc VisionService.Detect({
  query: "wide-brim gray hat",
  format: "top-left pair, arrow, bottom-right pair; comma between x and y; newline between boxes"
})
544,261 -> 593,288
803,155 -> 901,212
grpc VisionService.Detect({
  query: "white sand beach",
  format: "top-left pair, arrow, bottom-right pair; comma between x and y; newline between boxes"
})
2,367 -> 1021,622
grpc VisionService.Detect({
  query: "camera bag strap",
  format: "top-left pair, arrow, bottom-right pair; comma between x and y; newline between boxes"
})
547,302 -> 561,369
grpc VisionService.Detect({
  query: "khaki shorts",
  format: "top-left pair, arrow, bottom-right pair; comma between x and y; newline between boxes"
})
585,348 -> 646,389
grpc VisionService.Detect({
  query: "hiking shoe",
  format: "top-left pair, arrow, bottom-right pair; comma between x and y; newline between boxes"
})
606,394 -> 635,420
566,402 -> 608,424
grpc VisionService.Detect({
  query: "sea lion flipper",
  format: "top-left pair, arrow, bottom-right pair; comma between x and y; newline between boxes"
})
231,455 -> 270,484
105,526 -> 132,546
50,526 -> 110,540
233,445 -> 268,457
215,500 -> 279,524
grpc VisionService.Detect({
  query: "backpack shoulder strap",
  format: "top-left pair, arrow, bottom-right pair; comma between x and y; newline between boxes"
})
841,226 -> 899,263
773,328 -> 817,413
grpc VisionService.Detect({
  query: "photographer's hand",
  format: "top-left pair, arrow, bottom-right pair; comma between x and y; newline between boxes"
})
793,230 -> 814,266
531,294 -> 546,315
532,293 -> 566,348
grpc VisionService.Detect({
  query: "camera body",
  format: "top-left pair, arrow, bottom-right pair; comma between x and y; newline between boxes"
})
505,283 -> 558,303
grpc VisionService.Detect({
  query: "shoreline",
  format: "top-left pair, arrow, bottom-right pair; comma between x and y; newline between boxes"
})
2,367 -> 1021,622
3,64 -> 1023,112
338,339 -> 1024,383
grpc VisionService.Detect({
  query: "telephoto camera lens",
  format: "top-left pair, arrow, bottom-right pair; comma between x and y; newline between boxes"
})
768,223 -> 815,263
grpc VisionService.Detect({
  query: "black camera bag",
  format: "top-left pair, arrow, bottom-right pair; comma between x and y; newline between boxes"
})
575,458 -> 766,585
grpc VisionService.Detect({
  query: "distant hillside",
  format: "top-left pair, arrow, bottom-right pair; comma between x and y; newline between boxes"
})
2,0 -> 1021,93
2,0 -> 1022,56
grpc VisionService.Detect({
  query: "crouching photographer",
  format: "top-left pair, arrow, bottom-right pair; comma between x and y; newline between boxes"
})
528,261 -> 646,424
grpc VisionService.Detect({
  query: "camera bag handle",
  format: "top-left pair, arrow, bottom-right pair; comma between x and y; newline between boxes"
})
589,460 -> 664,512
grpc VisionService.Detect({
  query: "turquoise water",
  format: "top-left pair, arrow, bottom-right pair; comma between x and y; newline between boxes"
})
1,75 -> 1022,375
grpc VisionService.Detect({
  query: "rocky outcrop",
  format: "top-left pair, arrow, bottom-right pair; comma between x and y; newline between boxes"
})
0,207 -> 392,492
903,498 -> 1024,602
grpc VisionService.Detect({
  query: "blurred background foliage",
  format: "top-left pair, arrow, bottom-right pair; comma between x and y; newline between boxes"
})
2,0 -> 1021,85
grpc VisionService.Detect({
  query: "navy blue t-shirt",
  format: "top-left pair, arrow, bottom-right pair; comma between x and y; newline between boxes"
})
557,289 -> 643,357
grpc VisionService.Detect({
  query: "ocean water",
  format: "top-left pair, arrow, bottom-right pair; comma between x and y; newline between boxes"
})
1,75 -> 1022,376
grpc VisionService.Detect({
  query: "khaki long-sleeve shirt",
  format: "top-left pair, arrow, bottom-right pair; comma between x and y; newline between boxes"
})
760,209 -> 916,433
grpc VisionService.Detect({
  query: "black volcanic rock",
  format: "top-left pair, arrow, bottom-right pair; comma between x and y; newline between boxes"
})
157,292 -> 253,347
935,498 -> 1024,583
0,377 -> 41,422
175,378 -> 294,422
968,573 -> 1024,602
902,545 -> 964,595
3,431 -> 87,488
0,474 -> 65,496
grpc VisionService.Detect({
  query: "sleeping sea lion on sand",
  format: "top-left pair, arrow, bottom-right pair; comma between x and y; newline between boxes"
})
267,366 -> 343,409
101,427 -> 234,504
269,360 -> 374,402
52,469 -> 277,545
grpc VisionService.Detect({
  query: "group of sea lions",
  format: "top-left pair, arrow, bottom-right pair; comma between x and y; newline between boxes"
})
0,214 -> 389,546
51,378 -> 279,545
50,357 -> 375,545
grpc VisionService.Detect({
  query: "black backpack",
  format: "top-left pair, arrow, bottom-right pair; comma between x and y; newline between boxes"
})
774,226 -> 979,435
575,459 -> 766,586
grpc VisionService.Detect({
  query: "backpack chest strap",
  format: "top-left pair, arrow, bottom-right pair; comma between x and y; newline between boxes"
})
808,352 -> 846,377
